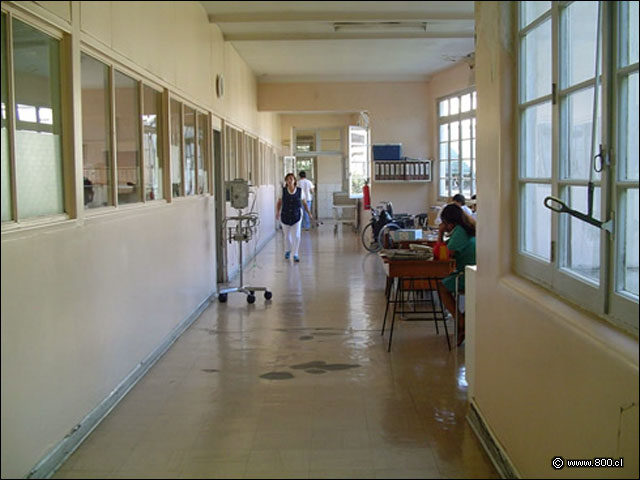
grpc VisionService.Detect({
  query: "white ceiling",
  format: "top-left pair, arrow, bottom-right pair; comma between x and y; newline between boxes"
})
198,1 -> 475,83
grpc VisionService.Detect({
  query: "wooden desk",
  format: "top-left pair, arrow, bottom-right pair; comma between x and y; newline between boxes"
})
380,256 -> 455,351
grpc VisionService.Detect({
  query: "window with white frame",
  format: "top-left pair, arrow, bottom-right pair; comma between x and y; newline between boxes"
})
348,126 -> 369,198
517,1 -> 639,335
437,88 -> 477,200
2,11 -> 66,223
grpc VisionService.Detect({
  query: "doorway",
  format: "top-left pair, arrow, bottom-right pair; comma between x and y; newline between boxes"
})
295,156 -> 317,221
213,128 -> 227,283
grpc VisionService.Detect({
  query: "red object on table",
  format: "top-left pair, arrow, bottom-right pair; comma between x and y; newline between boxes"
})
433,242 -> 449,261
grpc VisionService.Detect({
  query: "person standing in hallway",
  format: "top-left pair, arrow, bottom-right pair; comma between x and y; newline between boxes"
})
298,171 -> 315,230
276,173 -> 312,263
436,203 -> 476,346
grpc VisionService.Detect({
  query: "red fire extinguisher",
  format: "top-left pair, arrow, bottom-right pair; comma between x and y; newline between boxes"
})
363,181 -> 371,210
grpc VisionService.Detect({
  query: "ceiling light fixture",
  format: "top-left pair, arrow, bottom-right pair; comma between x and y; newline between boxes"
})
333,21 -> 428,33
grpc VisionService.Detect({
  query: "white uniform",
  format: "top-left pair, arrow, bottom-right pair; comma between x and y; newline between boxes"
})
298,178 -> 314,201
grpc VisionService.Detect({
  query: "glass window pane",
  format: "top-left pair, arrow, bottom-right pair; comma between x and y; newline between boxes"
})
462,177 -> 472,198
143,86 -> 162,201
450,142 -> 459,160
461,93 -> 471,112
183,106 -> 195,196
17,104 -> 36,122
114,71 -> 140,205
295,129 -> 315,152
472,91 -> 477,110
197,112 -> 208,194
439,142 -> 448,160
562,1 -> 598,88
450,121 -> 459,141
38,107 -> 53,125
562,87 -> 601,180
1,13 -> 11,221
523,183 -> 551,260
462,160 -> 472,176
440,160 -> 448,176
621,188 -> 639,296
450,97 -> 459,115
439,124 -> 448,142
440,178 -> 447,196
170,99 -> 182,196
439,99 -> 448,117
13,19 -> 64,219
81,54 -> 111,208
522,102 -> 552,178
462,140 -> 471,159
461,119 -> 471,139
523,19 -> 552,102
561,186 -> 601,284
620,1 -> 639,67
621,72 -> 639,181
521,1 -> 551,28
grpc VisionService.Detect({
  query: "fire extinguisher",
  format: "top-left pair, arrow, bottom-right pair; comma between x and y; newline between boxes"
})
363,180 -> 371,210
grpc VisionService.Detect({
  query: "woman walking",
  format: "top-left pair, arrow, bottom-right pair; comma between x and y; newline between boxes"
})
276,173 -> 313,263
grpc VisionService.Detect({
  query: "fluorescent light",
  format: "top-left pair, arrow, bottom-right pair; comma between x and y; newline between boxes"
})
333,22 -> 427,33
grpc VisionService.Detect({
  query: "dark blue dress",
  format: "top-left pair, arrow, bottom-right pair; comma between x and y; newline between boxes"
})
281,187 -> 302,226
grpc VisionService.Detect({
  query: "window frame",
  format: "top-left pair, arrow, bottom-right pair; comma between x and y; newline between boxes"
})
347,125 -> 369,199
1,7 -> 70,229
516,1 -> 639,336
168,95 -> 212,199
81,47 -> 168,210
437,87 -> 477,201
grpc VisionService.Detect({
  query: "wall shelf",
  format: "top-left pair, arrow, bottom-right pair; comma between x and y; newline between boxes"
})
373,159 -> 431,182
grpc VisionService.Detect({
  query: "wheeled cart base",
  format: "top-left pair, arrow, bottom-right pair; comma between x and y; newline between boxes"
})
217,207 -> 272,304
218,286 -> 272,304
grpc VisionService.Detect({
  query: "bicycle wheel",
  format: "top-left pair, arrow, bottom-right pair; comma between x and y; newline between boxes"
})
377,222 -> 401,250
361,221 -> 380,252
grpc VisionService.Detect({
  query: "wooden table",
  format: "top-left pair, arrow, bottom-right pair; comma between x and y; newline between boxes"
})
380,255 -> 455,351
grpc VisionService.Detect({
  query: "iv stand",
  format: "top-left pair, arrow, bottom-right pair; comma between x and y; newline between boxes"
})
218,180 -> 272,304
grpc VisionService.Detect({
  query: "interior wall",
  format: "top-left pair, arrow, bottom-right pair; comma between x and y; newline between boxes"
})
474,2 -> 638,478
260,82 -> 433,215
1,1 -> 279,478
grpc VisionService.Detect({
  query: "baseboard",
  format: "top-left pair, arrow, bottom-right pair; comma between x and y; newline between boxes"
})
467,399 -> 521,479
27,296 -> 213,479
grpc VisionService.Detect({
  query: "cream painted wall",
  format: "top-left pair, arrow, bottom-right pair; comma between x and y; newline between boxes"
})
260,82 -> 433,215
1,201 -> 216,478
474,2 -> 638,478
1,1 -> 280,478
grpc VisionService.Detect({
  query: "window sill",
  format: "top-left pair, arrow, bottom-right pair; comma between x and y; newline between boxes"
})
499,274 -> 639,365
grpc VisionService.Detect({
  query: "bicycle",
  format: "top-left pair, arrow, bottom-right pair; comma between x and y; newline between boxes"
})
361,201 -> 404,253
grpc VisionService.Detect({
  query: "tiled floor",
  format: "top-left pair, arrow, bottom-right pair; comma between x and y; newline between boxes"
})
53,226 -> 498,479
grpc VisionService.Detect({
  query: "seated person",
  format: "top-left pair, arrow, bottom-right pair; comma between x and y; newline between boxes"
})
469,194 -> 477,221
452,193 -> 476,225
436,204 -> 476,346
434,193 -> 476,227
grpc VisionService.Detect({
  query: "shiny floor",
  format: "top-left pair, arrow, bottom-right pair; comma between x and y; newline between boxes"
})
53,226 -> 498,479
